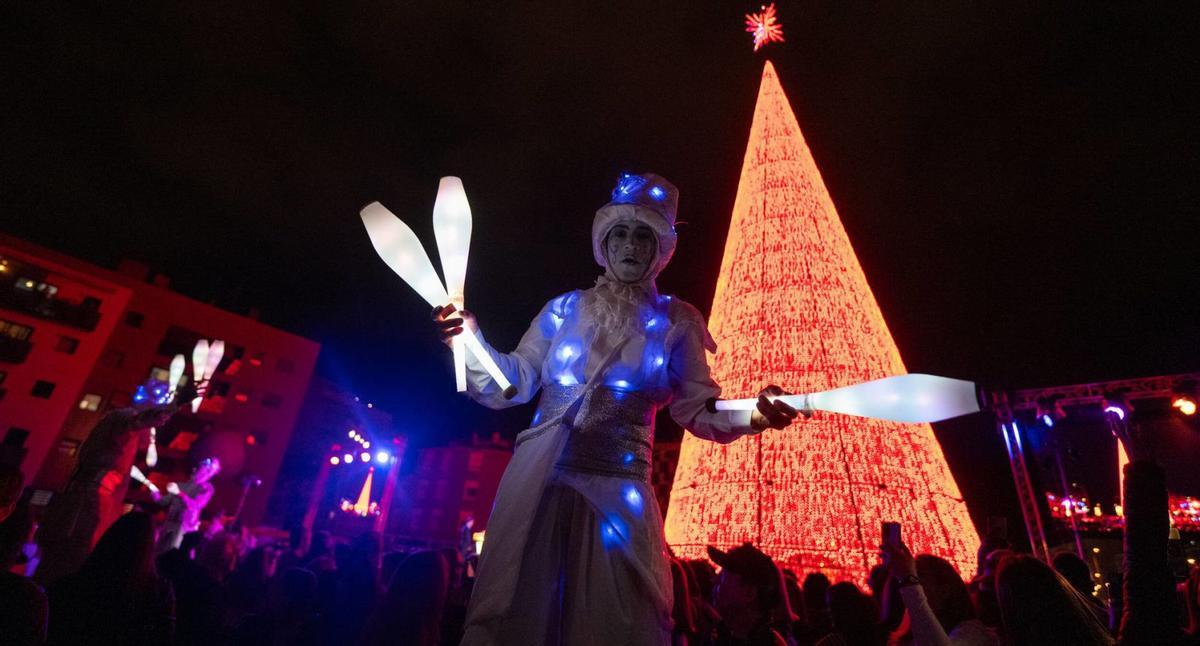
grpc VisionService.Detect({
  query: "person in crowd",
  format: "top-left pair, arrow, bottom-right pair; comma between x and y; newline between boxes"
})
275,525 -> 310,574
868,562 -> 905,636
1052,552 -> 1101,605
226,544 -> 279,620
780,570 -> 811,646
0,465 -> 48,646
1183,565 -> 1200,641
324,531 -> 383,643
362,549 -> 450,646
995,555 -> 1113,646
670,557 -> 698,645
816,581 -> 884,646
688,559 -> 723,643
153,456 -> 220,552
707,542 -> 790,645
1109,416 -> 1190,645
46,511 -> 175,645
436,172 -> 801,645
303,529 -> 336,572
802,572 -> 834,642
970,548 -> 1011,633
883,541 -> 999,646
233,566 -> 323,646
172,530 -> 238,646
36,380 -> 201,585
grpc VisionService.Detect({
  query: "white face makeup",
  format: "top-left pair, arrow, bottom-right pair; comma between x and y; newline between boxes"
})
604,222 -> 657,283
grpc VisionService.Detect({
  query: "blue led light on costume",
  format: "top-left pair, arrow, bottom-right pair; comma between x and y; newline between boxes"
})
653,355 -> 665,368
612,379 -> 631,390
601,515 -> 630,549
557,343 -> 578,362
557,373 -> 579,386
133,385 -> 150,404
1042,414 -> 1054,428
649,186 -> 666,201
621,451 -> 635,465
622,484 -> 644,514
614,174 -> 647,198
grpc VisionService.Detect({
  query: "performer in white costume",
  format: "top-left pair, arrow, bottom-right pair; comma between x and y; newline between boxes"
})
436,173 -> 799,646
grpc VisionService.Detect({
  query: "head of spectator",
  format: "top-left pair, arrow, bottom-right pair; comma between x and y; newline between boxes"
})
669,557 -> 697,637
826,581 -> 884,645
781,569 -> 807,626
288,525 -> 309,555
1051,551 -> 1094,599
0,497 -> 33,569
198,531 -> 239,582
995,554 -> 1114,646
686,559 -> 717,601
708,543 -> 791,640
364,550 -> 450,646
82,511 -> 158,585
439,545 -> 463,586
0,464 -> 23,523
305,529 -> 333,562
1184,565 -> 1200,637
803,571 -> 832,612
916,554 -> 978,635
272,566 -> 319,616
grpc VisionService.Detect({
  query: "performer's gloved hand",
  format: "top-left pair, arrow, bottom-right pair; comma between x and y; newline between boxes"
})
750,385 -> 802,430
174,380 -> 207,405
432,304 -> 476,347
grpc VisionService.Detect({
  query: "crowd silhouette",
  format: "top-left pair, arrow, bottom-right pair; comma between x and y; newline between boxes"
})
1,423 -> 1199,646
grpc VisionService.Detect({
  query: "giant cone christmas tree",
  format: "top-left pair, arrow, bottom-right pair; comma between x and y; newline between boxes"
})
664,62 -> 979,582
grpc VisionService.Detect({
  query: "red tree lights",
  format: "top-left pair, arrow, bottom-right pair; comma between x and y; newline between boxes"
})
664,62 -> 979,584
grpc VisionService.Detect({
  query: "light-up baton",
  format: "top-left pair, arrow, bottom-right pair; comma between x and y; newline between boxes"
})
714,373 -> 983,424
432,177 -> 472,393
360,201 -> 518,399
130,466 -> 160,494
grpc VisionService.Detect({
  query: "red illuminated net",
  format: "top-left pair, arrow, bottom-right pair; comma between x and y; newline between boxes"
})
664,62 -> 979,584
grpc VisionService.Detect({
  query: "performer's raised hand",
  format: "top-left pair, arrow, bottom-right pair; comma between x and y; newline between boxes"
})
432,304 -> 476,347
751,384 -> 803,430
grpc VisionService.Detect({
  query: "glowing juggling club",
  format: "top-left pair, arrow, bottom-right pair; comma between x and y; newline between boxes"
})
432,177 -> 472,393
714,373 -> 983,424
130,466 -> 160,494
204,340 -> 225,381
168,354 -> 186,396
146,427 -> 159,468
360,201 -> 517,399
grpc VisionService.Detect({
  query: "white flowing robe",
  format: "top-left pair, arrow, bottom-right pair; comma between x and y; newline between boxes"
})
460,280 -> 758,646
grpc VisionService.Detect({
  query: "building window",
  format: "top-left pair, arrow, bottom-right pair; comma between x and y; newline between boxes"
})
464,481 -> 479,501
30,380 -> 56,398
468,451 -> 483,471
103,350 -> 125,368
125,311 -> 145,328
0,320 -> 34,341
56,335 -> 80,354
3,428 -> 30,448
57,438 -> 80,456
155,325 -> 202,359
262,393 -> 282,409
149,366 -> 170,382
277,358 -> 294,373
208,381 -> 231,397
78,394 -> 103,411
0,370 -> 6,386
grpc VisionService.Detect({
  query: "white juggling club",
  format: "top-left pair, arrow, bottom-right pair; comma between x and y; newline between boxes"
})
360,201 -> 517,399
130,465 -> 159,494
146,426 -> 159,468
432,177 -> 472,393
714,373 -> 982,424
204,340 -> 225,380
191,340 -> 209,382
168,354 -> 186,396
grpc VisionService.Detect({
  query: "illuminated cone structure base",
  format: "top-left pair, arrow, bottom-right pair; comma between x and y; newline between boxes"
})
664,62 -> 979,582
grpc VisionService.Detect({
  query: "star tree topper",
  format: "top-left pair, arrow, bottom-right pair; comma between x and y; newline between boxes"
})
745,3 -> 785,52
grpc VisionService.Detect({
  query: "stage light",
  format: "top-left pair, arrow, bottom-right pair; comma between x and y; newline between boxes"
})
375,451 -> 390,465
1103,405 -> 1126,420
330,456 -> 340,466
363,442 -> 371,449
348,430 -> 356,439
360,452 -> 371,462
344,453 -> 354,463
1172,397 -> 1196,416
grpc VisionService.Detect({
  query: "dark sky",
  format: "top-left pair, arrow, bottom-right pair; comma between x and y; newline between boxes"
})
4,0 -> 1198,485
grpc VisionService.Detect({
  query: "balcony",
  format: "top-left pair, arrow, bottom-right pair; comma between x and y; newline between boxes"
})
0,283 -> 100,332
0,335 -> 32,364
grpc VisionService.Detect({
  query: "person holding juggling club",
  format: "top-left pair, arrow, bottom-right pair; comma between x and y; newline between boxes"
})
431,172 -> 801,645
151,456 -> 220,553
34,378 -> 206,586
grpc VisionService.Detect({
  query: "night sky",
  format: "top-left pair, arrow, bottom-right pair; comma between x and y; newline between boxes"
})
5,3 -> 1199,524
